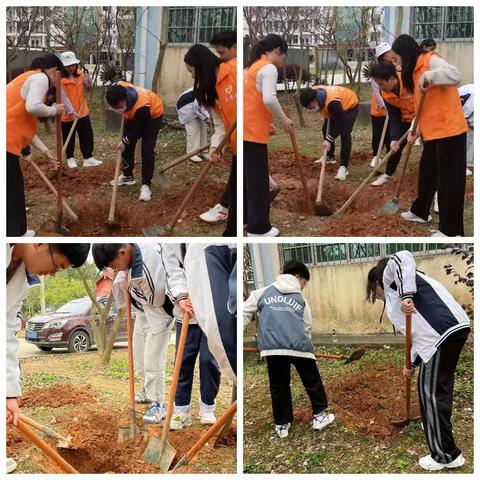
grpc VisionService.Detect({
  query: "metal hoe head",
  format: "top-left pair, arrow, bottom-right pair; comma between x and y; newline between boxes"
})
143,434 -> 177,472
52,216 -> 70,236
380,198 -> 400,215
142,225 -> 172,237
117,423 -> 147,442
105,219 -> 121,229
314,202 -> 333,217
343,347 -> 365,364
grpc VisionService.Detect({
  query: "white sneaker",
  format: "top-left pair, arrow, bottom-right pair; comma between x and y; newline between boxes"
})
83,157 -> 102,167
371,173 -> 391,187
419,453 -> 465,471
370,156 -> 378,168
335,166 -> 348,181
326,156 -> 336,164
401,210 -> 432,224
110,174 -> 136,186
67,157 -> 78,169
433,192 -> 439,213
190,155 -> 203,163
200,411 -> 216,425
275,423 -> 291,439
135,387 -> 153,404
22,229 -> 35,237
170,411 -> 193,430
143,402 -> 166,424
139,184 -> 152,202
199,203 -> 228,223
247,227 -> 280,237
312,411 -> 335,431
466,168 -> 473,176
7,457 -> 17,474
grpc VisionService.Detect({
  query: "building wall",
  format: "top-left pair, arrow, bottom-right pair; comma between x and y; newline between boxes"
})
303,254 -> 472,334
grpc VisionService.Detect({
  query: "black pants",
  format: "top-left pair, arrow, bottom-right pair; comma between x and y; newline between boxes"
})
322,105 -> 359,167
175,322 -> 221,407
410,133 -> 466,236
371,114 -> 391,158
418,330 -> 469,464
222,155 -> 236,236
266,355 -> 328,425
61,115 -> 94,159
7,152 -> 28,236
244,141 -> 271,234
123,115 -> 163,186
385,121 -> 411,177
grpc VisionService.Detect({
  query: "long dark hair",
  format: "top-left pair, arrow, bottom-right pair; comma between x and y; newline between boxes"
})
391,34 -> 422,92
61,64 -> 80,78
184,44 -> 222,108
366,258 -> 389,303
248,34 -> 288,67
30,53 -> 63,73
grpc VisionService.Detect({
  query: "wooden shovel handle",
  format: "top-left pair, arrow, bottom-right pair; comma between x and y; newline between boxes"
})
166,121 -> 236,233
334,128 -> 410,215
374,113 -> 389,165
405,313 -> 412,419
61,96 -> 88,157
107,116 -> 125,222
175,401 -> 237,468
16,420 -> 78,473
392,92 -> 427,201
125,280 -> 135,411
159,143 -> 211,174
243,346 -> 343,360
316,118 -> 330,203
55,71 -> 63,215
161,312 -> 191,443
19,414 -> 69,445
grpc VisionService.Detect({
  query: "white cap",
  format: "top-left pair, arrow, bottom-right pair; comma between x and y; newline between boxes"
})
375,42 -> 392,60
60,51 -> 80,67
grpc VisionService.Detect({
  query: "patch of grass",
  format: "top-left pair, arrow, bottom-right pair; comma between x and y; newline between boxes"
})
22,372 -> 69,390
106,358 -> 129,379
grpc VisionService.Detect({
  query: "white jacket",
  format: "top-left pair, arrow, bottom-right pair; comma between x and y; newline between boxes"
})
6,245 -> 41,397
112,244 -> 173,335
383,250 -> 470,364
176,87 -> 210,125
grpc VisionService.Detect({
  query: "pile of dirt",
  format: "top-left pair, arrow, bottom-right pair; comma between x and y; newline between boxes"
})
19,384 -> 97,408
269,149 -> 473,236
8,402 -> 236,474
326,362 -> 420,439
6,427 -> 29,457
22,156 -> 228,236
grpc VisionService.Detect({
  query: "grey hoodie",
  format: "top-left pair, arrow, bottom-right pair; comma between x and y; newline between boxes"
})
243,274 -> 315,359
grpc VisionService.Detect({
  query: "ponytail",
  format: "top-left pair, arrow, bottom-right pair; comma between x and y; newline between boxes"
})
248,34 -> 288,67
366,258 -> 389,303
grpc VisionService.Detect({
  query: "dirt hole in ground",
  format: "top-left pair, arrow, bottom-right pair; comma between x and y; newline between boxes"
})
295,362 -> 420,439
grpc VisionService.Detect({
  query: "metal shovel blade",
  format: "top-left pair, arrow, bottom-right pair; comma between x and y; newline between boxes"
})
380,199 -> 400,214
158,173 -> 168,188
56,434 -> 73,449
52,218 -> 70,236
105,219 -> 121,229
143,434 -> 176,472
344,347 -> 366,364
314,202 -> 333,216
391,416 -> 422,427
142,225 -> 172,237
117,424 -> 148,443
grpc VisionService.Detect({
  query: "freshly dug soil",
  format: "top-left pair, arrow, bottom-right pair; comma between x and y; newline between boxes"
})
295,362 -> 420,439
269,149 -> 473,236
22,156 -> 228,237
19,384 -> 97,408
7,402 -> 236,474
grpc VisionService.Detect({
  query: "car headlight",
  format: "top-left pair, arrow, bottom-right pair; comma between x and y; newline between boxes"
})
45,319 -> 68,329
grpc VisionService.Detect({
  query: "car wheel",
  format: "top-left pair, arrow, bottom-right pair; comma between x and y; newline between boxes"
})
36,346 -> 53,352
68,330 -> 91,353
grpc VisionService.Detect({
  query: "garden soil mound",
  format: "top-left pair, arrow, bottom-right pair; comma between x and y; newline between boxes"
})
19,384 -> 97,408
302,362 -> 420,439
22,158 -> 227,236
8,402 -> 236,474
269,149 -> 473,236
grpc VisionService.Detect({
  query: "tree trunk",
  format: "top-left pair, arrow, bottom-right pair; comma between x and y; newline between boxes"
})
152,41 -> 167,93
295,54 -> 305,127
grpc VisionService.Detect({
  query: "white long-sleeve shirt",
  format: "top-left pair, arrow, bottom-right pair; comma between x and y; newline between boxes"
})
256,63 -> 289,127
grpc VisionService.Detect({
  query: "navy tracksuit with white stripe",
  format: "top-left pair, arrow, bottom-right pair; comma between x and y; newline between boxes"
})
383,251 -> 470,463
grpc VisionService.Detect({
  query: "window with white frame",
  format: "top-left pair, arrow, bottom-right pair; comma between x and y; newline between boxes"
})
167,7 -> 236,45
280,243 -> 449,267
412,6 -> 473,42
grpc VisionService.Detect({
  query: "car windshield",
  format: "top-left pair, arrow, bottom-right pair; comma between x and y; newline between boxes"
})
55,297 -> 91,315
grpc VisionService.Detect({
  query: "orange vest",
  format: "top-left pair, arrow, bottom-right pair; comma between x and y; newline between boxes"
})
315,85 -> 359,117
370,91 -> 386,117
117,81 -> 164,120
244,55 -> 273,144
7,70 -> 44,156
215,58 -> 237,153
61,70 -> 89,122
413,51 -> 467,141
381,72 -> 415,122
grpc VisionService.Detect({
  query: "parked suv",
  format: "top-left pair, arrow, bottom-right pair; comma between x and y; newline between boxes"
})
25,296 -> 128,353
